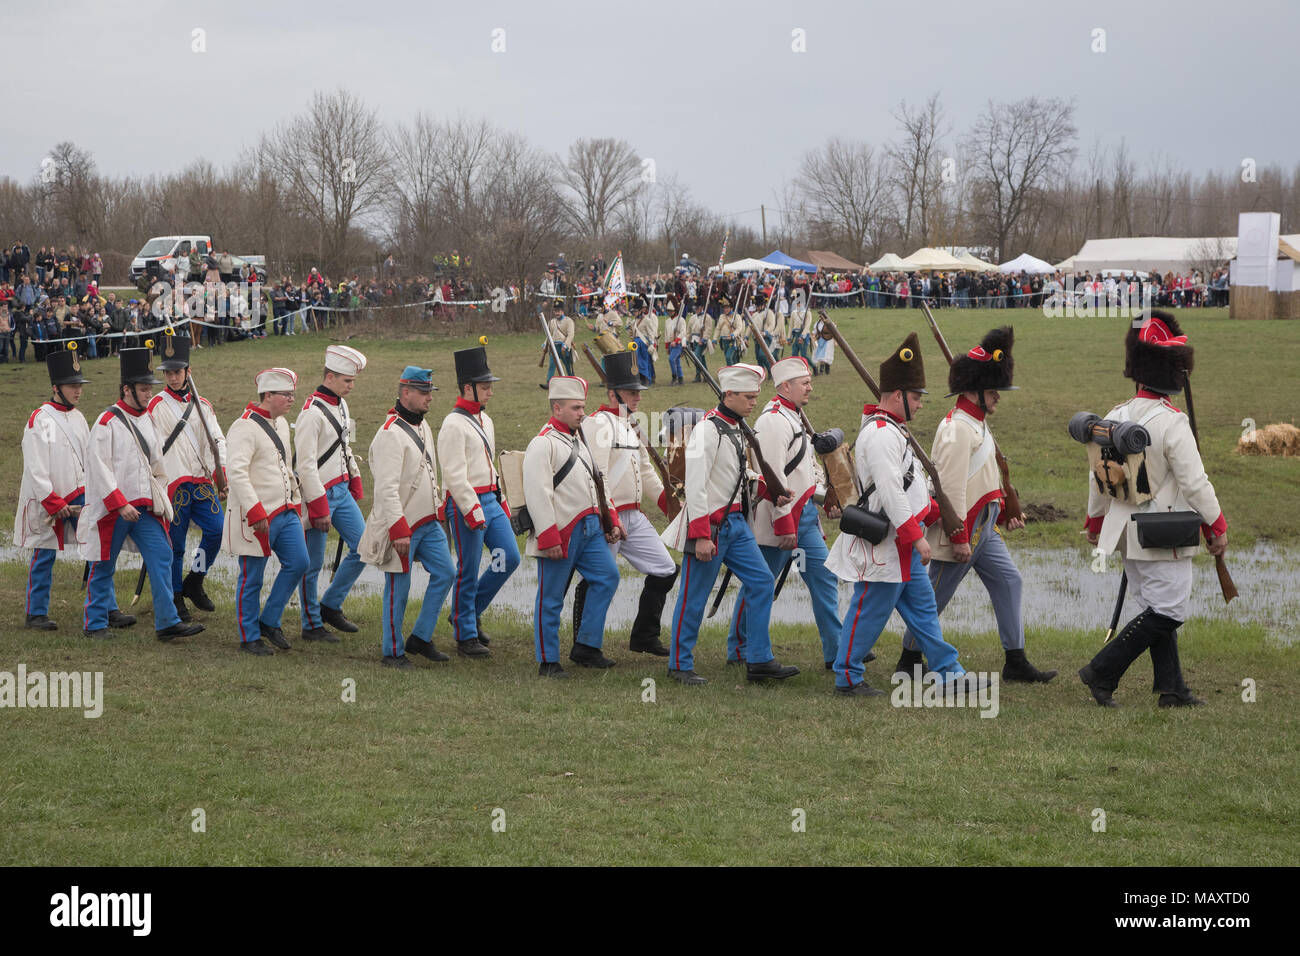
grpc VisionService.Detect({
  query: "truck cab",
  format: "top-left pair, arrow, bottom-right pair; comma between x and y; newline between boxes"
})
129,235 -> 212,282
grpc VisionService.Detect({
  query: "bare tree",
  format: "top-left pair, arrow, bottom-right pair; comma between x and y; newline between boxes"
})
259,89 -> 392,273
41,141 -> 103,243
962,97 -> 1078,259
559,137 -> 642,242
889,93 -> 948,246
795,137 -> 893,262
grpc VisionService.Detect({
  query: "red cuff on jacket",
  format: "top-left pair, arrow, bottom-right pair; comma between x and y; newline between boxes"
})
948,527 -> 970,544
610,510 -> 623,533
245,501 -> 268,525
103,488 -> 128,512
755,479 -> 767,502
436,500 -> 446,522
389,516 -> 412,541
465,504 -> 485,529
1202,512 -> 1227,539
41,492 -> 68,516
772,511 -> 798,536
306,495 -> 330,521
657,490 -> 669,516
687,515 -> 713,539
349,476 -> 363,501
922,497 -> 942,528
1084,514 -> 1104,534
536,525 -> 561,550
895,516 -> 924,545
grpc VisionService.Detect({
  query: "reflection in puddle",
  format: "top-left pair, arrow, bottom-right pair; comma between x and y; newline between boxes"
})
8,542 -> 1294,643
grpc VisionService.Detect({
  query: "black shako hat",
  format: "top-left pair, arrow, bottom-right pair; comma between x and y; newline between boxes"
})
47,342 -> 90,386
120,347 -> 162,386
948,326 -> 1017,395
602,350 -> 647,391
453,346 -> 500,386
879,331 -> 927,393
158,331 -> 191,371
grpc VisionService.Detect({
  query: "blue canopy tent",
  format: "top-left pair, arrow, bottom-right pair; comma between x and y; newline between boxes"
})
761,250 -> 818,273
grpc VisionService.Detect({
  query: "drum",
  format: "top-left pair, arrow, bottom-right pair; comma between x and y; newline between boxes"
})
821,444 -> 859,510
595,331 -> 621,355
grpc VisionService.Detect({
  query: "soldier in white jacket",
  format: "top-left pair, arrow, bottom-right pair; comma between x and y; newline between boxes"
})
523,375 -> 624,677
897,327 -> 1056,684
437,345 -> 520,657
15,346 -> 102,631
222,368 -> 306,656
574,350 -> 676,656
296,345 -> 368,641
1079,311 -> 1227,708
148,331 -> 227,622
79,348 -> 204,642
631,306 -> 658,385
661,363 -> 800,685
729,357 -> 844,669
358,366 -> 455,669
687,306 -> 714,383
663,307 -> 687,386
825,334 -> 965,696
545,301 -> 575,382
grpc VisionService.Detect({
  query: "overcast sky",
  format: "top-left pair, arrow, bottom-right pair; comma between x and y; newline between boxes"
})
7,0 -> 1295,239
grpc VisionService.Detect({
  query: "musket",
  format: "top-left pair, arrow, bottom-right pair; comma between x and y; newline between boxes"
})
818,312 -> 964,538
738,302 -> 843,512
919,301 -> 1024,524
1180,371 -> 1238,604
681,346 -> 788,506
186,370 -> 228,497
330,533 -> 345,575
580,343 -> 683,518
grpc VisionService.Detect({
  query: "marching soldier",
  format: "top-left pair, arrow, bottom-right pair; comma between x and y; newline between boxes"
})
715,302 -> 741,365
79,348 -> 202,642
1079,312 -> 1226,708
729,357 -> 844,669
594,304 -> 623,340
896,327 -> 1056,683
825,334 -> 968,696
811,313 -> 835,375
148,332 -> 226,623
661,363 -> 800,685
545,301 -> 575,383
523,375 -> 623,677
223,368 -> 307,655
755,294 -> 784,372
631,305 -> 658,386
789,303 -> 811,364
15,345 -> 110,631
296,346 -> 368,642
663,307 -> 687,386
437,345 -> 520,657
358,366 -> 456,669
574,350 -> 675,657
687,305 -> 714,383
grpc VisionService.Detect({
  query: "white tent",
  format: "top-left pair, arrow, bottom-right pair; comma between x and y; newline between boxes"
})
898,247 -> 965,270
957,251 -> 999,272
868,252 -> 906,272
998,253 -> 1055,274
1054,255 -> 1076,272
1072,237 -> 1236,274
716,257 -> 789,273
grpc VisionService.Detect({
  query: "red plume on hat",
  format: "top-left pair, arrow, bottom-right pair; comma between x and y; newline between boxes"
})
1124,310 -> 1194,394
948,326 -> 1015,395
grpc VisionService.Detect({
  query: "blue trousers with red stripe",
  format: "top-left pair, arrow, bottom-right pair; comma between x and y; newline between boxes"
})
669,511 -> 775,673
168,480 -> 223,594
25,492 -> 83,619
381,520 -> 456,658
236,510 -> 309,642
729,503 -> 841,663
634,336 -> 654,382
834,550 -> 963,689
534,514 -> 619,663
84,511 -> 179,632
301,482 -> 366,628
446,492 -> 520,643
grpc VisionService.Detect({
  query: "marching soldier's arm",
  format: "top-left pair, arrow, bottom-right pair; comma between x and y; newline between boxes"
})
24,412 -> 65,514
685,421 -> 717,541
341,401 -> 363,499
522,435 -> 561,550
437,421 -> 486,528
225,423 -> 266,525
1084,465 -> 1109,537
1164,414 -> 1227,538
580,416 -> 613,477
639,438 -> 666,513
371,428 -> 410,541
87,420 -> 128,514
293,406 -> 330,521
562,318 -> 575,350
755,411 -> 797,534
199,398 -> 228,477
868,428 -> 925,546
929,416 -> 973,542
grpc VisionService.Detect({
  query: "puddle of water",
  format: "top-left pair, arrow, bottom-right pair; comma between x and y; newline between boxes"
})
8,541 -> 1293,643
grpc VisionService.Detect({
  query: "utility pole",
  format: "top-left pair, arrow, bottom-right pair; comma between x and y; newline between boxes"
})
761,204 -> 767,246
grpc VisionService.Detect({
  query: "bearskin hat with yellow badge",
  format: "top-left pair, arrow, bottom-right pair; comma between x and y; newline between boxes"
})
948,326 -> 1016,395
1124,309 -> 1193,395
879,331 -> 927,393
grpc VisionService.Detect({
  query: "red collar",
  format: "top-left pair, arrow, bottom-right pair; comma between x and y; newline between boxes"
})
45,401 -> 74,413
955,395 -> 986,421
776,394 -> 797,412
166,386 -> 190,403
245,402 -> 271,419
454,397 -> 482,414
311,389 -> 339,406
710,406 -> 739,425
547,417 -> 573,435
875,406 -> 903,423
597,404 -> 623,416
862,403 -> 877,416
1136,389 -> 1173,401
114,399 -> 146,417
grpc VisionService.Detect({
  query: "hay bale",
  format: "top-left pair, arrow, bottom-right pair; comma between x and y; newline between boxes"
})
1237,423 -> 1300,456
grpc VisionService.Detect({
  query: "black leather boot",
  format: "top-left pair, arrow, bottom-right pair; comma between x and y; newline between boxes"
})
1003,647 -> 1057,683
1080,608 -> 1158,706
183,571 -> 215,612
893,648 -> 924,679
1148,613 -> 1204,706
629,567 -> 677,655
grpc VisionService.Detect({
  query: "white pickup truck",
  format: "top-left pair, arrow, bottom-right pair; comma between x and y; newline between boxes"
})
129,235 -> 266,284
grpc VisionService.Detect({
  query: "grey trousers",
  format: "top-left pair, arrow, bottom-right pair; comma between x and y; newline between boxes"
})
903,501 -> 1024,652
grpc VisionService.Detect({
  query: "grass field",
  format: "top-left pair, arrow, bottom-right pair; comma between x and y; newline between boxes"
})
1,306 -> 1297,866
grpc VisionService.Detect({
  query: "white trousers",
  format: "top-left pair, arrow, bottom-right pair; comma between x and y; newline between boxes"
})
611,508 -> 676,577
1124,557 -> 1193,621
